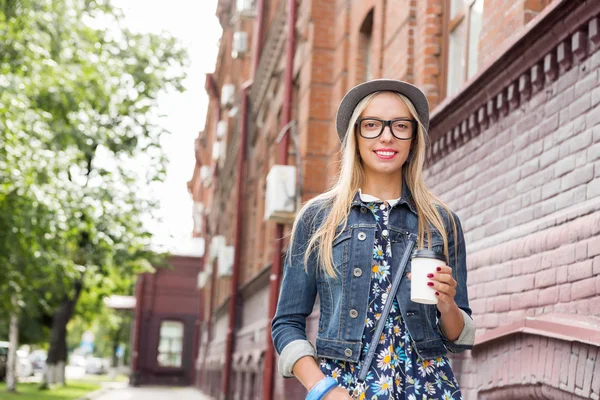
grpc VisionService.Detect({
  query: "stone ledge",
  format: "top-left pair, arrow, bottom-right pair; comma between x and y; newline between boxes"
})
473,312 -> 600,349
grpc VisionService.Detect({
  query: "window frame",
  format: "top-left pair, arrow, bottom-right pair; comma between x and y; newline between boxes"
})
442,0 -> 482,99
156,319 -> 185,370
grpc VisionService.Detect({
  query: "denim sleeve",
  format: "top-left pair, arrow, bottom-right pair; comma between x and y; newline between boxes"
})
437,210 -> 475,352
271,205 -> 320,378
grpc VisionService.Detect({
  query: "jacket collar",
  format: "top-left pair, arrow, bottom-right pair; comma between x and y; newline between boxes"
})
350,179 -> 417,215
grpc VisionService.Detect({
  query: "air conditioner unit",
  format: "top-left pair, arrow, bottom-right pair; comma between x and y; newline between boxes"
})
193,202 -> 204,234
217,120 -> 228,139
216,141 -> 226,168
227,106 -> 238,118
221,84 -> 235,109
236,0 -> 255,13
210,235 -> 226,262
232,31 -> 248,59
212,142 -> 221,162
218,245 -> 235,277
200,165 -> 211,182
265,165 -> 297,223
197,271 -> 210,289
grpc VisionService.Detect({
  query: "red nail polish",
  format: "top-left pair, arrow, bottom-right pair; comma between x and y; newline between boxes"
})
435,292 -> 439,296
427,282 -> 434,287
436,267 -> 442,272
427,273 -> 434,278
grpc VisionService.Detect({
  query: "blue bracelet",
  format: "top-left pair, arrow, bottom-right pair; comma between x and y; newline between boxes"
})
306,376 -> 338,400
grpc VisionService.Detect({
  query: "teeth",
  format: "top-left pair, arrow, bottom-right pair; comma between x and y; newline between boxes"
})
376,151 -> 395,156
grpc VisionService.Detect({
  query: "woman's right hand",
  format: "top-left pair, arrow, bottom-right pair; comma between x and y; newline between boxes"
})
323,386 -> 353,399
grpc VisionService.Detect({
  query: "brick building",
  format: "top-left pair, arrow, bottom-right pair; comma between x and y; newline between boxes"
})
130,255 -> 202,387
188,0 -> 600,398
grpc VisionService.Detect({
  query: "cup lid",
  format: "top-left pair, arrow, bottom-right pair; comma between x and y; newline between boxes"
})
412,249 -> 446,262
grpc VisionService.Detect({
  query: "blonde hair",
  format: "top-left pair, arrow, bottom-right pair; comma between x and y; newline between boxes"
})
290,91 -> 457,277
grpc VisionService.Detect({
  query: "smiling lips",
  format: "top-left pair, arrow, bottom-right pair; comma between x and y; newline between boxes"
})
374,149 -> 398,160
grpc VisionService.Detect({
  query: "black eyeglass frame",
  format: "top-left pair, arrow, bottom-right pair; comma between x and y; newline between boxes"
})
354,117 -> 417,140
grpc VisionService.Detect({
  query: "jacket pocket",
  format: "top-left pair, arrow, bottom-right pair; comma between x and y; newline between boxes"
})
332,227 -> 352,269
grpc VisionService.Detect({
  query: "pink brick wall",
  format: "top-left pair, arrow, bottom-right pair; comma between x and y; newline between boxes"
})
424,11 -> 600,399
472,335 -> 600,400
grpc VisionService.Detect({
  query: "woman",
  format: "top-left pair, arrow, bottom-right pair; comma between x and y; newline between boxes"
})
271,79 -> 475,400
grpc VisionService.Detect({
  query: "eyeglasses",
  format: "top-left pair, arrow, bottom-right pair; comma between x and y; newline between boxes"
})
355,118 -> 416,140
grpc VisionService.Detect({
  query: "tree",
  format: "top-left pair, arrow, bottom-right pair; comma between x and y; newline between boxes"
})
0,0 -> 187,390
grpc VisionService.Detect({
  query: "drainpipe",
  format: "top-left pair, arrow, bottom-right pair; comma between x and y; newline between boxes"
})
220,0 -> 266,396
263,0 -> 296,398
131,274 -> 145,386
201,73 -> 221,390
222,81 -> 251,398
251,0 -> 266,77
193,245 -> 206,386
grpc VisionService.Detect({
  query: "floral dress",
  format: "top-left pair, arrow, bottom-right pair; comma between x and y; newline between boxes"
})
320,198 -> 463,400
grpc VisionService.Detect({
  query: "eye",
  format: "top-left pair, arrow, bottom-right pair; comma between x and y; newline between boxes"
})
362,120 -> 381,129
393,121 -> 410,130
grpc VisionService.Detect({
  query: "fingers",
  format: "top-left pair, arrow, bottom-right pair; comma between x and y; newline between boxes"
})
435,265 -> 453,275
407,272 -> 412,281
434,289 -> 454,304
429,272 -> 456,287
428,266 -> 455,287
427,281 -> 455,298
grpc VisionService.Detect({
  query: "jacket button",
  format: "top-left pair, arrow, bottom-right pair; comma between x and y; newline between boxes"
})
344,348 -> 353,357
353,268 -> 362,277
360,207 -> 367,214
357,232 -> 366,241
349,309 -> 358,318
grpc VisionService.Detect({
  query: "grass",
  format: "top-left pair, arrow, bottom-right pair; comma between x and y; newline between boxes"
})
76,374 -> 129,383
0,382 -> 101,400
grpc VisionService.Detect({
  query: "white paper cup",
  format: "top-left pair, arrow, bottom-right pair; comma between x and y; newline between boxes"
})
410,249 -> 446,305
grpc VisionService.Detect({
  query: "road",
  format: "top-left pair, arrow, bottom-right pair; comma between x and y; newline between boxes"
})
93,386 -> 212,400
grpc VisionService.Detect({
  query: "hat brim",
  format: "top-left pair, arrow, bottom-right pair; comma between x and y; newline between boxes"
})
335,79 -> 430,141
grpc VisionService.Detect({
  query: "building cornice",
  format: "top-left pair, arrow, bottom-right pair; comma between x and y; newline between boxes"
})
249,0 -> 287,118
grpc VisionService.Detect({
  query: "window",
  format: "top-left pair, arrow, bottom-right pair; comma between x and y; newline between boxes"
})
446,0 -> 484,97
157,321 -> 184,368
359,10 -> 374,82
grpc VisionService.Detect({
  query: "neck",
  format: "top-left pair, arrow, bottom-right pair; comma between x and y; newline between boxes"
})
361,169 -> 403,200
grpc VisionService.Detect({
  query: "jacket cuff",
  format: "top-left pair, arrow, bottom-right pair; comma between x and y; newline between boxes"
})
438,308 -> 476,353
278,339 -> 317,378
453,309 -> 475,346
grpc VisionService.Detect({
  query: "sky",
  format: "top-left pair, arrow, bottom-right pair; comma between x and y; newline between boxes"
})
111,0 -> 222,253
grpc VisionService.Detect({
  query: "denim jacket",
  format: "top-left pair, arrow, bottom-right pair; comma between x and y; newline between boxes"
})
271,182 -> 475,378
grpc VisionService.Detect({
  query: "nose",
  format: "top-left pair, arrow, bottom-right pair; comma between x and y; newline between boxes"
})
379,125 -> 394,142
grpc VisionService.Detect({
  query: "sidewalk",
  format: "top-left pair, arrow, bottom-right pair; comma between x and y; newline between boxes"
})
92,386 -> 212,400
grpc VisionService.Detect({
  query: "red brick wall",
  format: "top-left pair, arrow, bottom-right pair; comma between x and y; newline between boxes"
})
381,0 -> 416,81
414,0 -> 444,108
479,0 -> 555,68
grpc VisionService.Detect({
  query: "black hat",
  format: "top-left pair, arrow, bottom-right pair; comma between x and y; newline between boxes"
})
335,79 -> 430,141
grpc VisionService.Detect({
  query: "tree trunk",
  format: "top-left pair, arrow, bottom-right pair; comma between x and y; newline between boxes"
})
111,324 -> 123,368
41,280 -> 82,388
6,294 -> 19,392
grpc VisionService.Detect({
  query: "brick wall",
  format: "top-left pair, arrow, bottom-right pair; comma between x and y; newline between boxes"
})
424,7 -> 600,398
479,0 -> 555,68
193,0 -> 600,399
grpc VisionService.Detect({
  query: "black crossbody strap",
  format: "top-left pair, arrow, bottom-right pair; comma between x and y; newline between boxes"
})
356,236 -> 415,383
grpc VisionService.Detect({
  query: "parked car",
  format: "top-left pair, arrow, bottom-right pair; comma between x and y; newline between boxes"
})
0,341 -> 8,381
28,350 -> 47,374
16,350 -> 33,378
85,357 -> 106,375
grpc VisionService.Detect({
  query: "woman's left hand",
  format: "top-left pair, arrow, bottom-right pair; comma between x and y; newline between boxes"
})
425,265 -> 457,314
